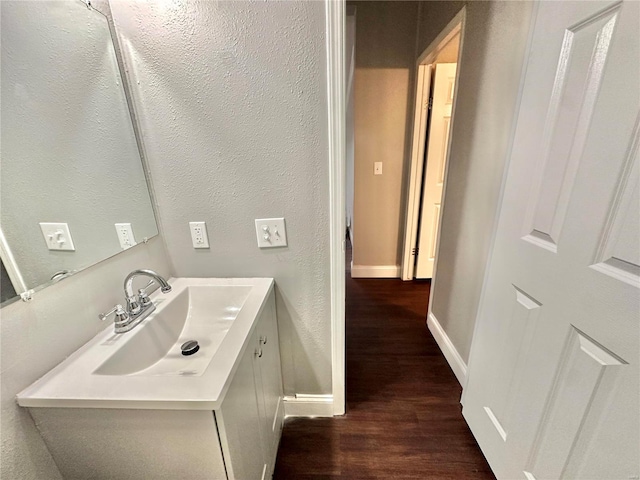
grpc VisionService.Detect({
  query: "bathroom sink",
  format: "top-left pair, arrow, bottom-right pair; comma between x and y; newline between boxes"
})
17,277 -> 274,410
94,285 -> 252,376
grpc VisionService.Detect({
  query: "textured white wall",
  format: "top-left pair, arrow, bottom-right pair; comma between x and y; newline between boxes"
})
110,0 -> 332,395
0,2 -> 157,291
351,1 -> 419,269
0,238 -> 171,479
416,1 -> 534,363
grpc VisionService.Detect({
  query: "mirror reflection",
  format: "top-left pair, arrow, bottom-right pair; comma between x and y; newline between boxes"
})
1,1 -> 158,303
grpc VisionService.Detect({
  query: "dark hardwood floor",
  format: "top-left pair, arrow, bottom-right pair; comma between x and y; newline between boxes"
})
273,241 -> 494,479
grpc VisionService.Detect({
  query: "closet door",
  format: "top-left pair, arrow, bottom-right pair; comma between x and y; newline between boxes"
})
462,1 -> 639,478
415,63 -> 457,279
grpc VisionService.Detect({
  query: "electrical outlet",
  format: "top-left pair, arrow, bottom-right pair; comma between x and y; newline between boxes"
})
115,223 -> 136,250
374,162 -> 383,175
39,222 -> 76,251
189,221 -> 210,248
254,218 -> 287,248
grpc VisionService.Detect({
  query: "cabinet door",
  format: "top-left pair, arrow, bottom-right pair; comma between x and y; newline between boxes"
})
217,333 -> 267,480
254,293 -> 285,471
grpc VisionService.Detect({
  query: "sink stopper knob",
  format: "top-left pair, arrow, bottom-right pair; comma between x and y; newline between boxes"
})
181,340 -> 199,356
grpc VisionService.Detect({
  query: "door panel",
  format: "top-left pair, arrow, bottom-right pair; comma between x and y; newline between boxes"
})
523,327 -> 626,480
522,6 -> 620,252
218,335 -> 266,480
416,63 -> 457,278
462,1 -> 639,479
591,139 -> 640,287
254,294 -> 284,468
402,63 -> 433,280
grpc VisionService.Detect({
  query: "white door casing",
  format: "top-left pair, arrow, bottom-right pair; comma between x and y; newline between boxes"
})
462,1 -> 639,479
416,63 -> 457,279
402,63 -> 433,280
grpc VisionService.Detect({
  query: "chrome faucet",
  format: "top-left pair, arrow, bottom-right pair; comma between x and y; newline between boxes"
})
99,269 -> 172,334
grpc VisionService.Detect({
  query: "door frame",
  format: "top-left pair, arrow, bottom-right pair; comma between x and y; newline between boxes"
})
326,0 -> 346,416
400,8 -> 466,281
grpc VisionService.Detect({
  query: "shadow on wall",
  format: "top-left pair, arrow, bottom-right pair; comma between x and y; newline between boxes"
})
275,286 -> 330,396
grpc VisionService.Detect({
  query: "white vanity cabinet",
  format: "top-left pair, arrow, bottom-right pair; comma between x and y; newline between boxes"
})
216,290 -> 285,480
23,280 -> 284,480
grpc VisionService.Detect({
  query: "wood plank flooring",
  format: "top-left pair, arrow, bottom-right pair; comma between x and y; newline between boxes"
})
273,243 -> 494,479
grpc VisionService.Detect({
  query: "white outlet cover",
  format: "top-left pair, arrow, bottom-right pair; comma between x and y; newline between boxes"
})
189,221 -> 210,248
255,218 -> 287,248
115,223 -> 136,250
374,162 -> 383,175
39,222 -> 76,251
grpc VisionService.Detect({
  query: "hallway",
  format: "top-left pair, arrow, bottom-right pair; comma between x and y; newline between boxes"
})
273,244 -> 493,479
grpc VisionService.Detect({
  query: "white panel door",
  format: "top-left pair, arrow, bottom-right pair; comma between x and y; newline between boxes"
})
402,63 -> 432,280
462,2 -> 639,479
416,63 -> 457,279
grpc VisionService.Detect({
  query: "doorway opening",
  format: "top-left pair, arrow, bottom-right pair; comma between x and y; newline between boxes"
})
401,11 -> 464,282
338,3 -> 465,418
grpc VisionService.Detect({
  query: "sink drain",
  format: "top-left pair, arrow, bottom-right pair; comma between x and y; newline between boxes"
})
181,340 -> 199,356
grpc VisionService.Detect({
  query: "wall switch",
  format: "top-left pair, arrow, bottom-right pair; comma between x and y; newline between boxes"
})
374,162 -> 383,175
189,221 -> 210,248
255,218 -> 287,248
115,223 -> 137,250
39,222 -> 75,251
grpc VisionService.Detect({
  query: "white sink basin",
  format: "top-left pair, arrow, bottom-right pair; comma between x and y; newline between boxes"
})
94,285 -> 252,377
17,277 -> 274,410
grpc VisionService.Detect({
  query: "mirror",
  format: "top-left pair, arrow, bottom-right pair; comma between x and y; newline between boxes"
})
1,1 -> 159,304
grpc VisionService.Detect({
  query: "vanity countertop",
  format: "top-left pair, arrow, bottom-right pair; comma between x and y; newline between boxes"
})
16,277 -> 274,410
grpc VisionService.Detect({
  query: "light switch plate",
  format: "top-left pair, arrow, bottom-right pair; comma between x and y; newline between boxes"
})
374,162 -> 383,175
39,222 -> 75,251
115,223 -> 136,250
189,221 -> 210,248
255,218 -> 287,248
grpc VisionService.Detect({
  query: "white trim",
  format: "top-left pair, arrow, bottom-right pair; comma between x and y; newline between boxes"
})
351,265 -> 401,278
417,13 -> 464,66
416,9 -> 466,288
401,7 -> 466,281
325,0 -> 346,416
427,312 -> 467,386
283,394 -> 334,418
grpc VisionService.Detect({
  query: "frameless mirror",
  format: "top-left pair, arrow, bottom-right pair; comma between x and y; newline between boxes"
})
1,1 -> 159,305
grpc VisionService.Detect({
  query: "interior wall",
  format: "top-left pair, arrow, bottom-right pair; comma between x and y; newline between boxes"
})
109,0 -> 332,396
0,238 -> 171,479
418,1 -> 534,363
350,1 -> 419,272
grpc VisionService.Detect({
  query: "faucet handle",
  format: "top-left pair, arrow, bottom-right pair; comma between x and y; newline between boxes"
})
99,304 -> 128,322
138,279 -> 155,294
138,280 -> 155,307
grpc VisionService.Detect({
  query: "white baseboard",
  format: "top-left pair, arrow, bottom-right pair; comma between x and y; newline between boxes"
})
427,312 -> 467,386
283,394 -> 334,418
351,264 -> 400,278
